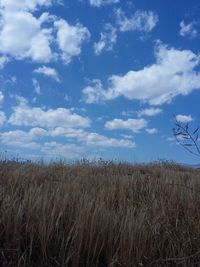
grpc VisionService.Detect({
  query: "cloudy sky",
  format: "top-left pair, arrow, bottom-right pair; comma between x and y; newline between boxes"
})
0,0 -> 200,163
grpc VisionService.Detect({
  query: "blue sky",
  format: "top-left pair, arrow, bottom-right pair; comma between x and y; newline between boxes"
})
0,0 -> 200,163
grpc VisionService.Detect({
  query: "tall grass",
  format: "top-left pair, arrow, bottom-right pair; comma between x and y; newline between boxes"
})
0,160 -> 200,266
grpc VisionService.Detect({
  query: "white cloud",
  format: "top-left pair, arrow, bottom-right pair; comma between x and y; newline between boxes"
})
86,132 -> 135,147
0,8 -> 54,62
167,137 -> 175,143
0,0 -> 60,12
105,118 -> 148,133
0,111 -> 6,126
64,94 -> 70,101
32,78 -> 41,95
82,79 -> 110,104
14,95 -> 28,106
94,23 -> 117,55
0,56 -> 9,69
10,76 -> 17,83
34,66 -> 60,82
115,8 -> 158,33
120,134 -> 133,139
83,43 -> 200,105
0,91 -> 4,106
0,1 -> 90,66
54,19 -> 90,64
175,114 -> 194,123
137,107 -> 162,117
0,127 -> 47,149
0,125 -> 135,155
167,135 -> 186,145
89,0 -> 119,7
41,142 -> 86,158
146,128 -> 158,134
51,127 -> 135,148
8,101 -> 91,128
51,127 -> 86,139
121,110 -> 136,117
179,21 -> 198,39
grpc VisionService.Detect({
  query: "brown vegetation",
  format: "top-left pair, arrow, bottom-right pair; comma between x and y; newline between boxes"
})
0,159 -> 200,266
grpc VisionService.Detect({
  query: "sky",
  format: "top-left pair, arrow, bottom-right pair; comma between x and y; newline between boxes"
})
0,0 -> 200,163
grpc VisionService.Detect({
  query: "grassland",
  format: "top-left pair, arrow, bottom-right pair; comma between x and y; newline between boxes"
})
0,159 -> 200,266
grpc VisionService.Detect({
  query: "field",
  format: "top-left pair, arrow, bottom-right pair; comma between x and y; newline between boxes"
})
0,159 -> 200,267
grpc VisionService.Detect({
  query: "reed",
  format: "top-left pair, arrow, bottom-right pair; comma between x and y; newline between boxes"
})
0,160 -> 200,266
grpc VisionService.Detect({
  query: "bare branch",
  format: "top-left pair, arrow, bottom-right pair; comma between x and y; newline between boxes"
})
173,118 -> 200,158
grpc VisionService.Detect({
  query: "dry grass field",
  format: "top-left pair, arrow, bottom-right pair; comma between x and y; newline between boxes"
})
0,159 -> 200,266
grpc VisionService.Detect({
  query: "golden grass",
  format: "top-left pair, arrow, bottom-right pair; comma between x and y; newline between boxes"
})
0,160 -> 200,266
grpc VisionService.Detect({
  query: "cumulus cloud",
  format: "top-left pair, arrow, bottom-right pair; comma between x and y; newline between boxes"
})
0,125 -> 135,155
137,107 -> 162,117
105,118 -> 148,133
121,110 -> 136,117
0,111 -> 6,126
34,66 -> 60,82
120,134 -> 133,139
0,1 -> 89,66
32,79 -> 41,95
1,94 -> 136,156
89,0 -> 119,7
146,128 -> 158,134
86,132 -> 135,147
93,8 -> 157,56
83,43 -> 200,105
82,79 -> 106,104
0,7 -> 54,62
51,127 -> 135,148
0,0 -> 60,12
41,142 -> 86,158
0,56 -> 9,69
175,114 -> 194,123
115,8 -> 158,33
54,19 -> 90,64
0,127 -> 47,149
0,91 -> 4,106
8,101 -> 91,128
94,23 -> 117,55
179,21 -> 198,39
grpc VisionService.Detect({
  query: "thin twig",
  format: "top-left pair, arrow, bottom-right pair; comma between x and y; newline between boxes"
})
173,118 -> 200,157
148,249 -> 200,266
